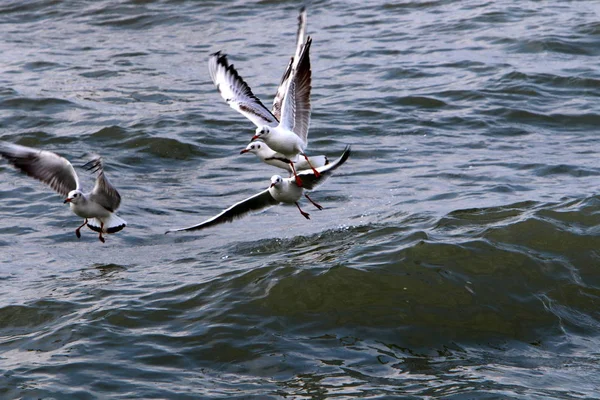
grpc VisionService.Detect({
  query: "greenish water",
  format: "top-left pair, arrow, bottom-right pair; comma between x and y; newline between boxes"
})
1,0 -> 599,398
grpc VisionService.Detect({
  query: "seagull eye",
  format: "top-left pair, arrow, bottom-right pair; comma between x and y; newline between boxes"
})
257,144 -> 261,148
251,145 -> 254,149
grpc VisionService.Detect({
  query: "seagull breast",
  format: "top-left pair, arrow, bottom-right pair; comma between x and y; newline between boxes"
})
269,180 -> 303,204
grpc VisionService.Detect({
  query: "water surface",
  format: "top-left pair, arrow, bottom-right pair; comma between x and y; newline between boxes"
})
1,0 -> 599,398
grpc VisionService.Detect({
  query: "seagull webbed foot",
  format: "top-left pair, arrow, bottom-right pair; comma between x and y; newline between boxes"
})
98,222 -> 106,243
289,161 -> 303,187
302,153 -> 321,178
296,202 -> 310,219
75,219 -> 88,239
305,194 -> 323,210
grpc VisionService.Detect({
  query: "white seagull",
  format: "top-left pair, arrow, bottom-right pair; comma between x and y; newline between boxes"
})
166,146 -> 350,233
240,140 -> 328,175
235,8 -> 327,179
208,10 -> 319,186
0,142 -> 126,243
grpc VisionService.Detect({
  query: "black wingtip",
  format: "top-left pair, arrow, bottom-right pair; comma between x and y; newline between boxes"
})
339,145 -> 351,164
82,157 -> 103,174
214,51 -> 229,65
209,51 -> 231,71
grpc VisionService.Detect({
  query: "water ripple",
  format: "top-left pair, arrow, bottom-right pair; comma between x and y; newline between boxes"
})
1,0 -> 600,398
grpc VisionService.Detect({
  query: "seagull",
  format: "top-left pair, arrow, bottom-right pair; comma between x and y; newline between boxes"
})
0,142 -> 126,243
166,146 -> 350,233
240,140 -> 329,175
208,9 -> 319,186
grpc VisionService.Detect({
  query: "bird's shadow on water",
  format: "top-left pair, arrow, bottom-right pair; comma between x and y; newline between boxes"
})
79,263 -> 128,281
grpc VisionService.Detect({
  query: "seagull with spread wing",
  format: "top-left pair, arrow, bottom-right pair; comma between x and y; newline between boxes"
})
208,8 -> 319,186
0,142 -> 126,243
166,146 -> 350,233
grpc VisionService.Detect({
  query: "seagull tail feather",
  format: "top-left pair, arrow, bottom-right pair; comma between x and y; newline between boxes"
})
87,214 -> 127,234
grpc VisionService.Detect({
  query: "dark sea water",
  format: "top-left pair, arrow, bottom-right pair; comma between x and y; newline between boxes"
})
1,0 -> 599,398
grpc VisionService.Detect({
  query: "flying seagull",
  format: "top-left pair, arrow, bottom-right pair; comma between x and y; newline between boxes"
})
235,8 -> 325,180
166,146 -> 350,233
240,140 -> 328,175
0,142 -> 126,242
208,9 -> 319,186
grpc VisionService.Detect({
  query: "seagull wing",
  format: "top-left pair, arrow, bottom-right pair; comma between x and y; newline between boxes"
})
294,7 -> 308,61
87,157 -> 122,212
272,57 -> 294,122
292,146 -> 351,191
272,7 -> 307,121
166,188 -> 279,233
208,52 -> 279,128
0,142 -> 79,197
279,37 -> 312,143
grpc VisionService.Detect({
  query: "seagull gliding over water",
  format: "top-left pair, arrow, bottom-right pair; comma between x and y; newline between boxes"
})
0,142 -> 126,243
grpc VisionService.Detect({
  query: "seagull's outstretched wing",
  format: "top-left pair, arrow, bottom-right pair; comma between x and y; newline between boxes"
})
166,189 -> 279,233
293,146 -> 351,191
208,52 -> 279,128
86,157 -> 122,212
279,37 -> 312,143
0,141 -> 79,197
272,7 -> 308,121
294,7 -> 307,61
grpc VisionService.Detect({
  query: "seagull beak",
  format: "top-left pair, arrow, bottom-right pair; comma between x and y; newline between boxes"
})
64,198 -> 72,204
270,183 -> 275,188
240,149 -> 249,154
251,135 -> 259,141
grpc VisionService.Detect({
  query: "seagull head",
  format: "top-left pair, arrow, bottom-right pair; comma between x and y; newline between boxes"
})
64,190 -> 83,204
252,126 -> 270,141
270,175 -> 283,188
240,141 -> 264,155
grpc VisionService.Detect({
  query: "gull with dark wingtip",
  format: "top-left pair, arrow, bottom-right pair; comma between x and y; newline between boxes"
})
208,8 -> 320,186
166,146 -> 350,233
0,142 -> 126,243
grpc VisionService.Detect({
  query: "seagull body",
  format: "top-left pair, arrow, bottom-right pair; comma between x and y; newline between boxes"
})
166,146 -> 350,233
0,142 -> 126,242
240,140 -> 328,175
208,7 -> 319,185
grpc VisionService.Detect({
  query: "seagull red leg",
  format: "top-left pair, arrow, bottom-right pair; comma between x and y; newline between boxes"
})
295,202 -> 310,219
304,194 -> 323,210
289,161 -> 303,187
98,222 -> 106,243
302,153 -> 321,178
75,219 -> 88,239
